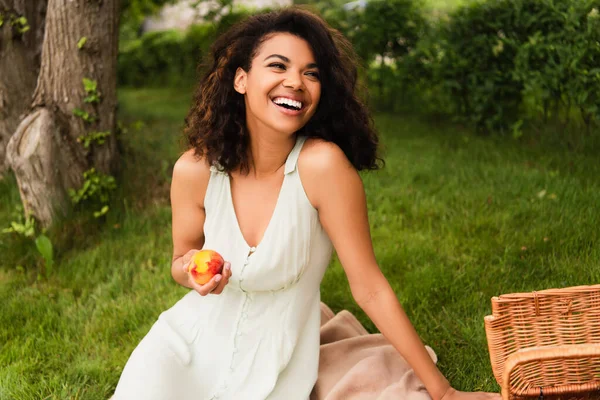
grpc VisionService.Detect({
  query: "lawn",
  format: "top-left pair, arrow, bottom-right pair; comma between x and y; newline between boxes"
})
1,87 -> 599,399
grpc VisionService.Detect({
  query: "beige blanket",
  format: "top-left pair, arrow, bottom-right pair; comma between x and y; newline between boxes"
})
312,302 -> 436,400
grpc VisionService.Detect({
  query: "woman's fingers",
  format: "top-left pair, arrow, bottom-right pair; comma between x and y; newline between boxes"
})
190,261 -> 231,296
193,274 -> 221,296
181,249 -> 200,273
211,262 -> 231,294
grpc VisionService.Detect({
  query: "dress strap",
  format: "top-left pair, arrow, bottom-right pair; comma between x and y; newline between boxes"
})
284,135 -> 307,175
210,135 -> 306,175
209,162 -> 226,174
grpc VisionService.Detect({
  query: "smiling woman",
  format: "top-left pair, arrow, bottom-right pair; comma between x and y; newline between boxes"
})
111,6 -> 500,400
233,33 -> 322,140
182,7 -> 381,176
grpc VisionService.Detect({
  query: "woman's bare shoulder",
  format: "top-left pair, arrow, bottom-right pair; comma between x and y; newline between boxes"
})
299,137 -> 352,173
171,148 -> 212,207
298,137 -> 355,209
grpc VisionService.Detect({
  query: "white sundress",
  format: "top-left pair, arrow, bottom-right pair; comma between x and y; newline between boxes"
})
113,135 -> 334,400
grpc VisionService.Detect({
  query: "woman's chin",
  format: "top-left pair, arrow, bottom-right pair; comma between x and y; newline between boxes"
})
269,122 -> 308,135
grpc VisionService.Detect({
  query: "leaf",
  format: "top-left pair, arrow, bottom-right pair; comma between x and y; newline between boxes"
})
73,108 -> 86,118
537,189 -> 547,199
35,234 -> 54,275
25,225 -> 34,237
84,94 -> 100,104
93,205 -> 109,218
511,119 -> 523,139
77,37 -> 87,49
82,78 -> 97,93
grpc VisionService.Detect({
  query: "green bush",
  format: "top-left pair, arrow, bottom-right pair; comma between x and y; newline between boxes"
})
117,10 -> 252,87
118,29 -> 199,87
432,0 -> 600,133
514,0 -> 600,130
436,0 -> 526,133
322,0 -> 429,111
117,1 -> 600,135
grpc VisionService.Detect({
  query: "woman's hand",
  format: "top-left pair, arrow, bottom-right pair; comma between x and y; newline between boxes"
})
440,387 -> 501,400
180,249 -> 232,296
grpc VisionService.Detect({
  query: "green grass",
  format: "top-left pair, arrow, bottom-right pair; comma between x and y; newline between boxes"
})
1,87 -> 599,399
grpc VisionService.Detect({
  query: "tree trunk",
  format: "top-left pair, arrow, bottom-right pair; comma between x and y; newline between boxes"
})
0,0 -> 46,177
6,0 -> 120,228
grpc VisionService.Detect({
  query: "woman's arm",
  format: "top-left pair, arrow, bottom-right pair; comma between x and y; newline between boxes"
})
299,139 -> 498,400
170,149 -> 211,288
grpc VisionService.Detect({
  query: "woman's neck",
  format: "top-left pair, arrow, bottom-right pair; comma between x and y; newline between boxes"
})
244,133 -> 296,179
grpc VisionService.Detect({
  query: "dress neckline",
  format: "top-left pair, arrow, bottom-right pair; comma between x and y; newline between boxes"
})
226,135 -> 301,251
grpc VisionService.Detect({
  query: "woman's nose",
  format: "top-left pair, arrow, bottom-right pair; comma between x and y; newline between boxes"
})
283,72 -> 304,90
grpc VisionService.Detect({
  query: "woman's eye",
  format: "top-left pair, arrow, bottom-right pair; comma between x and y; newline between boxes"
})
306,71 -> 320,79
268,63 -> 286,70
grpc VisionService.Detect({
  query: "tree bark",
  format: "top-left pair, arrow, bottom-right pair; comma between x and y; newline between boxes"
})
6,0 -> 120,228
0,0 -> 46,176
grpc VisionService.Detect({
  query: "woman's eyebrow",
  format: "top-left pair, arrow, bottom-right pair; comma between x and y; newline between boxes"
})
264,54 -> 290,62
264,54 -> 319,69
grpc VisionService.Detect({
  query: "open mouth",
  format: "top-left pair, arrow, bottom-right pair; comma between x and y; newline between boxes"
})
271,97 -> 304,112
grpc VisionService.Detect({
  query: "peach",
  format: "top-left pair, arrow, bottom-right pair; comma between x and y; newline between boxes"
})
188,250 -> 225,285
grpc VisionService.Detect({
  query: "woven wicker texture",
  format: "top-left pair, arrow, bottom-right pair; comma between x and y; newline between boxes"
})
484,284 -> 600,400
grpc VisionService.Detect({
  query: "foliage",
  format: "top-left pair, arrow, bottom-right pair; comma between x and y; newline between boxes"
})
2,206 -> 35,238
82,78 -> 101,104
431,0 -> 600,133
116,0 -> 600,134
77,36 -> 87,49
118,29 -> 198,87
434,0 -> 525,132
513,1 -> 600,130
117,11 -> 251,87
2,204 -> 55,276
73,78 -> 102,123
0,10 -> 31,36
34,235 -> 54,275
119,0 -> 176,42
119,0 -> 236,43
200,0 -> 234,23
73,107 -> 97,123
68,168 -> 117,219
320,0 -> 600,133
77,131 -> 112,148
342,0 -> 426,65
318,0 -> 429,110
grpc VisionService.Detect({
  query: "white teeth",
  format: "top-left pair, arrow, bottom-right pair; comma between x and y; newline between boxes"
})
273,97 -> 302,110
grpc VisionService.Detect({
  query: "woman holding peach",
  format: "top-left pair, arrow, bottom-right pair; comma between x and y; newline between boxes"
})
113,7 -> 500,400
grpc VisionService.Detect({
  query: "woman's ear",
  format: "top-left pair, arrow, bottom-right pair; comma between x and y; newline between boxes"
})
234,67 -> 247,94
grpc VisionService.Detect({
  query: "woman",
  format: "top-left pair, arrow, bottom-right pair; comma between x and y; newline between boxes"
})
113,7 -> 500,400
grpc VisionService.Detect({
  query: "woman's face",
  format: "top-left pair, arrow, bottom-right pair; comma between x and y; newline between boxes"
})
234,32 -> 321,137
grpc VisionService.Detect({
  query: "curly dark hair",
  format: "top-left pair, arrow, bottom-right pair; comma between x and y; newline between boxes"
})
183,7 -> 383,174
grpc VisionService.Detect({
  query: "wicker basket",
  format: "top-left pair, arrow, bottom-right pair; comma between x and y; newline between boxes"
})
484,284 -> 600,400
